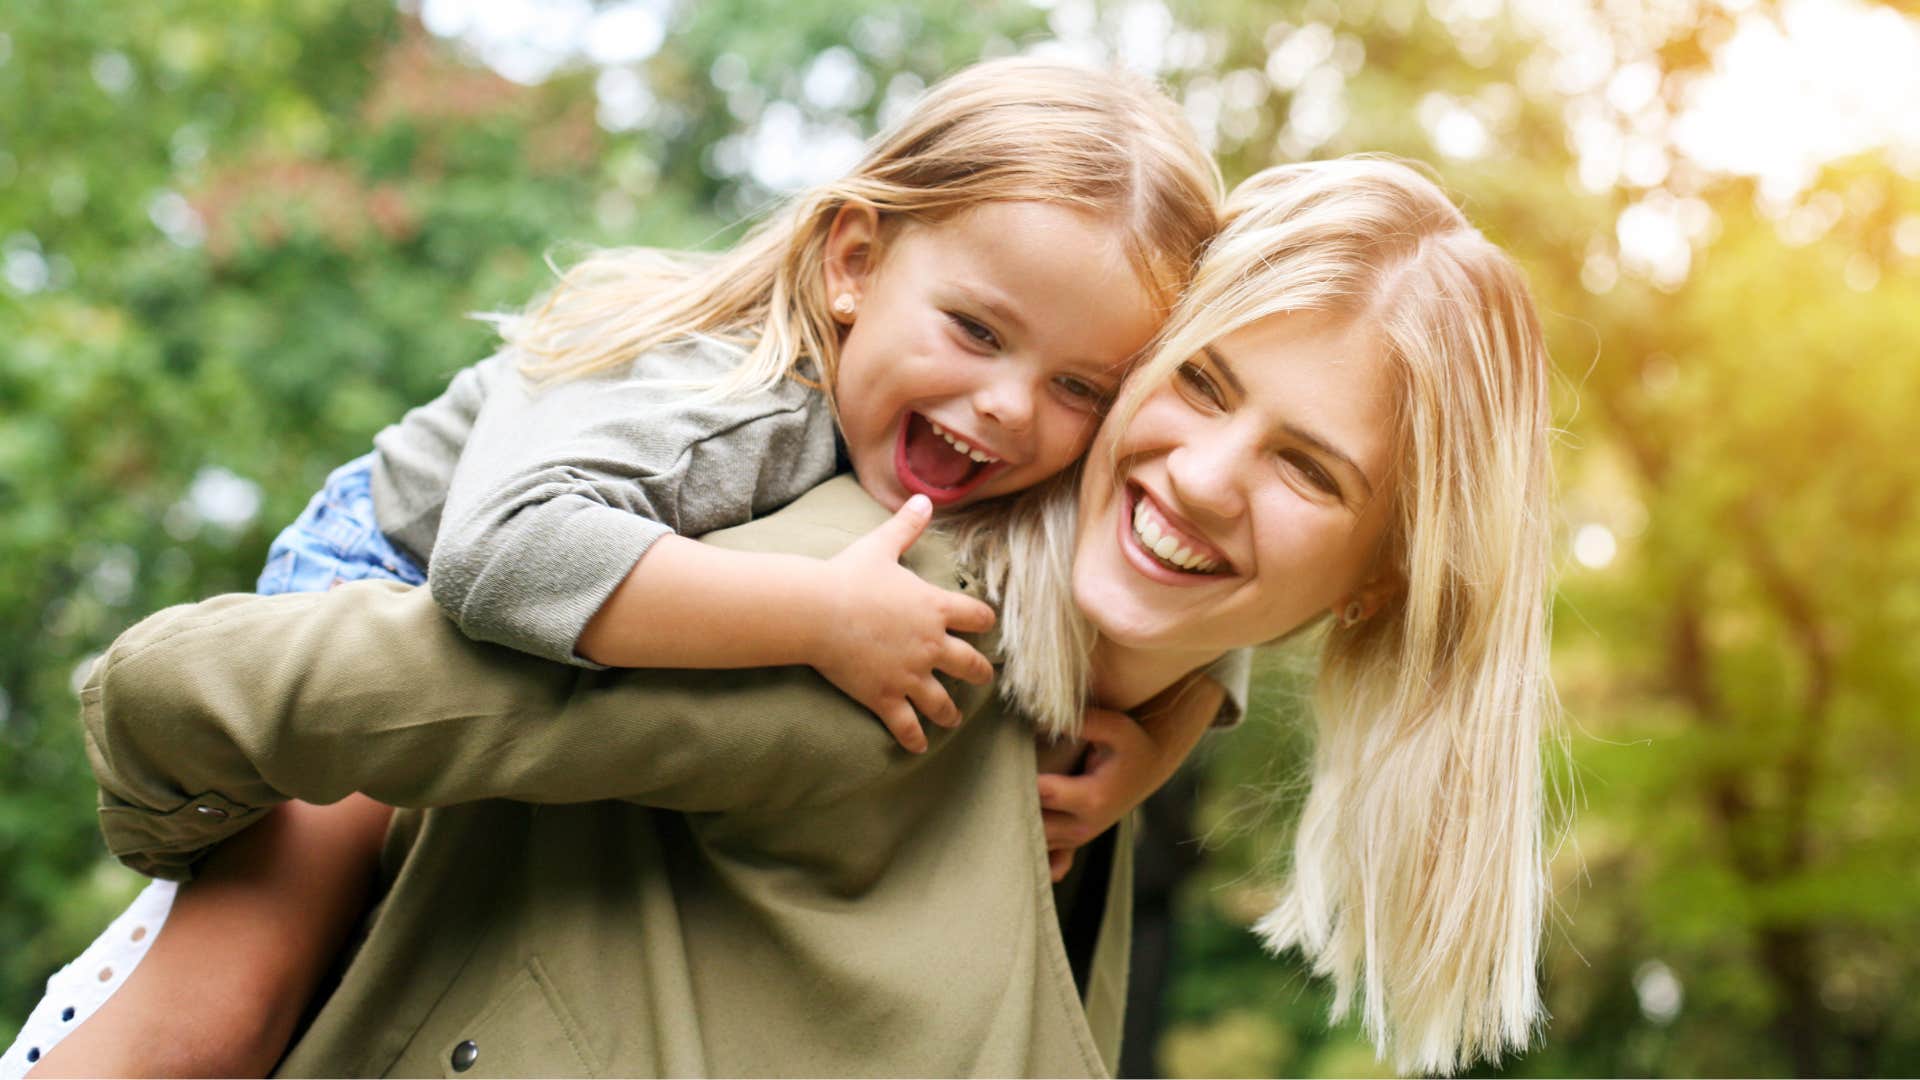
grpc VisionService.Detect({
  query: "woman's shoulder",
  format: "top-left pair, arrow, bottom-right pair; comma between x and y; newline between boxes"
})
701,475 -> 889,554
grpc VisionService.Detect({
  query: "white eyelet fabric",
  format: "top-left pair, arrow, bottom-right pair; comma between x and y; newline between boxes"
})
1,880 -> 177,1077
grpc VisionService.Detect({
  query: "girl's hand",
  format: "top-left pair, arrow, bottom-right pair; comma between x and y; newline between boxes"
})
1038,674 -> 1224,880
811,495 -> 997,753
1037,706 -> 1166,880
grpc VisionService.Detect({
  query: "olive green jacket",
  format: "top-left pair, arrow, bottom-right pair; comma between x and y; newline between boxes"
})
80,477 -> 1132,1078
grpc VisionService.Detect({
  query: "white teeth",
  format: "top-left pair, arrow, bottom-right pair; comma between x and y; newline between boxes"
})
927,421 -> 999,464
1131,497 -> 1219,573
1133,502 -> 1163,547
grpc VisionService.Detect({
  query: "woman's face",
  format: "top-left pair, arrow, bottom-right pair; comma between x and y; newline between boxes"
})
1072,310 -> 1400,658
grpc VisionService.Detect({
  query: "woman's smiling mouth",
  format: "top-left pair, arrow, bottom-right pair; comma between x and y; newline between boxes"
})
1120,483 -> 1229,580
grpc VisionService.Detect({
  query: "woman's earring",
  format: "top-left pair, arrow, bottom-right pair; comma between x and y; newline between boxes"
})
1341,600 -> 1365,627
831,293 -> 858,320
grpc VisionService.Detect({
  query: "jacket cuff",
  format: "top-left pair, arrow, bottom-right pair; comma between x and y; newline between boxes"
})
95,789 -> 267,881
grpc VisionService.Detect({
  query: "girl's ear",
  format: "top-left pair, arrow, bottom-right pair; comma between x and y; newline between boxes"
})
823,202 -> 882,318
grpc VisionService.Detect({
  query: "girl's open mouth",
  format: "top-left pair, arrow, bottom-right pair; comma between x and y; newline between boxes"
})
895,413 -> 1005,505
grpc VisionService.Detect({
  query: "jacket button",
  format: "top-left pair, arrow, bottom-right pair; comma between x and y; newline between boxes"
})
194,804 -> 230,819
451,1040 -> 479,1072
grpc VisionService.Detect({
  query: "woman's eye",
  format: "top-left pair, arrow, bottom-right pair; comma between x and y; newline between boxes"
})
1283,451 -> 1341,498
1175,361 -> 1224,408
947,313 -> 1000,350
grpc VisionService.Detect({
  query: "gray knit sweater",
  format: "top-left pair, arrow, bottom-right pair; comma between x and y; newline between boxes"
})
369,338 -> 841,665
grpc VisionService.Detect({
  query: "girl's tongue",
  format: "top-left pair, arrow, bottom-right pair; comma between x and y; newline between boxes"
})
902,414 -> 981,490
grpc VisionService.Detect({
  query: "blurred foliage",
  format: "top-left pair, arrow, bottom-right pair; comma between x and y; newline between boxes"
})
3,0 -> 1916,1075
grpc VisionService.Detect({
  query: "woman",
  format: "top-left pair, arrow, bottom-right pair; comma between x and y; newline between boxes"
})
33,157 -> 1555,1077
969,155 -> 1557,1074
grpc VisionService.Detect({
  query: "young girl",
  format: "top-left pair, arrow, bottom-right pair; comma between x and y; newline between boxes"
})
6,57 -> 1226,1076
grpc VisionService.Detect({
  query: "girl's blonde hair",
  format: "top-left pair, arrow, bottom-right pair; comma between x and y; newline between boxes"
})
502,57 -> 1221,398
968,156 -> 1559,1073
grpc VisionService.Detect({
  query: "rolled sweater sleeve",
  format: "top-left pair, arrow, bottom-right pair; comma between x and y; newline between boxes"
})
426,346 -> 839,664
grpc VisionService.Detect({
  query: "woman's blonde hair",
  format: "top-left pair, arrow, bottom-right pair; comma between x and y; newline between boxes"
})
968,156 -> 1559,1073
501,57 -> 1221,399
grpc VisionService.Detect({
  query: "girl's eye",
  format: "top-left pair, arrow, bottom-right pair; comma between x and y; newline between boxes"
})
1175,361 -> 1224,408
947,313 -> 1000,350
1283,450 -> 1342,499
1054,375 -> 1114,412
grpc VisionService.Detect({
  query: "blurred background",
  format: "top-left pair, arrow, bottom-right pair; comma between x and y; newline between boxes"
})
2,0 -> 1916,1074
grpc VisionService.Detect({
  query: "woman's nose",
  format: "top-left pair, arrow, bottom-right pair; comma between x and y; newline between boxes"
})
1165,428 -> 1245,521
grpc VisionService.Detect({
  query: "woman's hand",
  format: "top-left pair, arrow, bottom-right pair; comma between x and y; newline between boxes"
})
810,495 -> 997,753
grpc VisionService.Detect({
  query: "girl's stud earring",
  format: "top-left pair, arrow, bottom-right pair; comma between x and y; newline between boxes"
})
831,293 -> 858,319
1341,601 -> 1365,627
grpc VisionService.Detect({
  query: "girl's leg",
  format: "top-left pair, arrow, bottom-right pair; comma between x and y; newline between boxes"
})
27,796 -> 393,1078
0,884 -> 176,1077
12,452 -> 425,1076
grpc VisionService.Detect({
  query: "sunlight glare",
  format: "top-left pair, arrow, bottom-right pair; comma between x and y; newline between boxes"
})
1671,0 -> 1920,201
1573,523 -> 1618,570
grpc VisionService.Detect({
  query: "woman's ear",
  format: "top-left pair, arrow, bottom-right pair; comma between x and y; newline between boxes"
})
1336,570 -> 1406,625
823,201 -> 881,323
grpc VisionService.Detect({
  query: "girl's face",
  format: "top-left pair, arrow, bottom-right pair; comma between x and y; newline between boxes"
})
1072,311 -> 1401,659
826,201 -> 1160,510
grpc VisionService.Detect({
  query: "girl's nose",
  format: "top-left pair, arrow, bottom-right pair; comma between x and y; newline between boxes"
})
973,373 -> 1035,437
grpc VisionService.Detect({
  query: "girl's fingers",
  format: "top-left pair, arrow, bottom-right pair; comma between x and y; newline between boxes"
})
907,677 -> 961,729
1043,807 -> 1094,855
1078,708 -> 1155,767
935,638 -> 994,685
1037,773 -> 1092,815
940,593 -> 998,635
1049,848 -> 1076,883
879,700 -> 928,754
854,494 -> 934,561
1041,809 -> 1082,849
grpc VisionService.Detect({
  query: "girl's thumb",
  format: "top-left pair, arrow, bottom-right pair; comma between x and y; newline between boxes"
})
874,493 -> 933,556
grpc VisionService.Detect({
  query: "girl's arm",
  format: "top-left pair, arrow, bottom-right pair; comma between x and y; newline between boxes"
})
29,796 -> 391,1078
424,349 -> 992,751
423,346 -> 847,671
83,478 -> 995,880
576,495 -> 997,752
